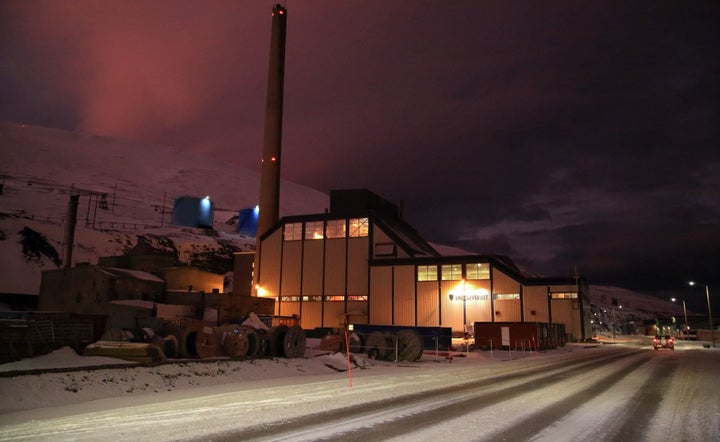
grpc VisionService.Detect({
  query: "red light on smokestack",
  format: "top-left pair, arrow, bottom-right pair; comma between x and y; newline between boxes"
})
272,5 -> 286,16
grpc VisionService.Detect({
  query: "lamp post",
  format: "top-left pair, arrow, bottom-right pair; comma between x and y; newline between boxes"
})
671,297 -> 689,338
689,281 -> 715,348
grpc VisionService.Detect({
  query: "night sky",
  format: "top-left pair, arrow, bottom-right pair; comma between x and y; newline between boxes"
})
2,1 -> 718,304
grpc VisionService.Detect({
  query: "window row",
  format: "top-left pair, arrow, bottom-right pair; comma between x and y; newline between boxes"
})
279,293 -> 523,302
551,292 -> 578,299
494,293 -> 520,300
417,263 -> 490,281
453,293 -> 520,300
284,218 -> 369,241
279,295 -> 369,302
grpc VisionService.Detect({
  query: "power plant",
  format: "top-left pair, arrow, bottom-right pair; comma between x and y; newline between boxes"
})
248,4 -> 591,349
2,4 -> 596,367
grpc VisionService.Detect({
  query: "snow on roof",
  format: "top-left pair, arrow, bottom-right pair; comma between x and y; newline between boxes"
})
98,267 -> 165,283
109,299 -> 155,310
428,243 -> 477,256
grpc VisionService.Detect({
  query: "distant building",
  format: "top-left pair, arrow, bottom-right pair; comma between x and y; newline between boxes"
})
39,265 -> 165,316
172,196 -> 214,229
39,254 -> 262,329
252,189 -> 591,341
237,206 -> 259,236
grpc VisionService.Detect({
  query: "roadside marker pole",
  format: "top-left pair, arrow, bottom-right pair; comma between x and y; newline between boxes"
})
345,329 -> 353,387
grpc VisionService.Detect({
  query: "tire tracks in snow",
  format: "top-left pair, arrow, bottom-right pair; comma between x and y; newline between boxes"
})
215,347 -> 646,441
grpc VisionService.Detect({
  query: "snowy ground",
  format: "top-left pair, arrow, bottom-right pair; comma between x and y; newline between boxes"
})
1,336 -> 718,441
0,337 -> 593,415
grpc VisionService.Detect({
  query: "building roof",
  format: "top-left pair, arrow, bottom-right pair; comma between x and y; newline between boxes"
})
271,188 -> 439,259
266,188 -> 586,289
98,267 -> 165,283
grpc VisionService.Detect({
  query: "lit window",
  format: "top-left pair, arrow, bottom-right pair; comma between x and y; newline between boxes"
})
324,295 -> 345,302
348,295 -> 368,301
349,218 -> 369,237
417,265 -> 438,281
493,293 -> 520,300
305,221 -> 324,240
466,263 -> 490,280
551,292 -> 578,299
441,264 -> 462,281
284,223 -> 302,241
326,219 -> 346,238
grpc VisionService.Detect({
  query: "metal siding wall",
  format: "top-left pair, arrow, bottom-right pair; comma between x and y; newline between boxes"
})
347,237 -> 369,294
259,229 -> 283,296
551,284 -> 578,292
370,266 -> 392,324
302,302 -> 323,330
548,283 -> 583,341
324,239 -> 346,294
302,240 -> 324,295
465,280 -> 493,323
440,280 -> 464,332
523,285 -> 550,322
491,268 -> 521,322
346,301 -> 369,325
494,299 -> 522,322
417,282 -> 439,326
491,268 -> 521,294
551,299 -> 581,341
323,302 -> 347,328
393,265 -> 415,326
280,241 -> 301,296
467,299 -> 493,322
281,301 -> 301,320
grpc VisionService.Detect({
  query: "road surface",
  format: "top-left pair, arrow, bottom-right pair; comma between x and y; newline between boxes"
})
0,340 -> 718,441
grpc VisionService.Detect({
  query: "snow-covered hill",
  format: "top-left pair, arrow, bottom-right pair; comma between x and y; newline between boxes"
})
0,121 -> 329,295
0,121 -> 686,326
588,285 -> 689,336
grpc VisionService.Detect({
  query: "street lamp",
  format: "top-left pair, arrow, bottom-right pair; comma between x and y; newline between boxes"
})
671,297 -> 689,337
689,281 -> 715,348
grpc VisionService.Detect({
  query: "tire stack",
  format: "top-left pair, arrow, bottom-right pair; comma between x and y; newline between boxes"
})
176,321 -> 307,359
345,329 -> 423,362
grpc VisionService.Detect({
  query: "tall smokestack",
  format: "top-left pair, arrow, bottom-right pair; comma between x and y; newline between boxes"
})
63,194 -> 79,268
257,4 -> 287,238
254,4 -> 287,287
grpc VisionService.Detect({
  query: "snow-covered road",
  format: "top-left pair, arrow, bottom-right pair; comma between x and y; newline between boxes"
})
0,340 -> 718,441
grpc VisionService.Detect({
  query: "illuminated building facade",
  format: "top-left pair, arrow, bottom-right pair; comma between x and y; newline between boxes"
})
252,189 -> 591,341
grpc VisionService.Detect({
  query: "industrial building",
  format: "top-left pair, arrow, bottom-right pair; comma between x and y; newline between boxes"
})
248,189 -> 591,342
242,5 -> 590,343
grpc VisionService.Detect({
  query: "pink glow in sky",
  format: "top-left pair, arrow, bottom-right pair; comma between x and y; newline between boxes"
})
2,0 -> 718,293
